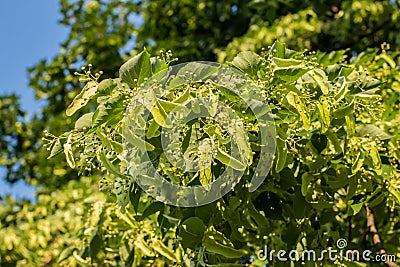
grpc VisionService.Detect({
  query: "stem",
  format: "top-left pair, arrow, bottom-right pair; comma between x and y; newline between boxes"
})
348,215 -> 352,241
365,206 -> 398,267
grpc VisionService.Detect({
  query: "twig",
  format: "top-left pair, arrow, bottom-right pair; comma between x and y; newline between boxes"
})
348,215 -> 352,241
365,206 -> 398,267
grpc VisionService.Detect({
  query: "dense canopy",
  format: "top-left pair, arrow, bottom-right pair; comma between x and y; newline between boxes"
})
1,0 -> 399,266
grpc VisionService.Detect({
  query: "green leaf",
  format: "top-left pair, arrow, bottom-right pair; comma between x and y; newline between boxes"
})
129,186 -> 141,212
274,67 -> 308,82
215,148 -> 246,171
75,112 -> 94,130
370,146 -> 382,175
325,129 -> 343,154
293,187 -> 307,218
345,115 -> 355,137
388,185 -> 400,206
64,134 -> 75,168
124,246 -> 135,267
92,94 -> 125,129
346,173 -> 359,201
47,139 -> 63,159
146,119 -> 160,139
203,227 -> 247,258
119,49 -> 151,87
219,86 -> 240,102
286,91 -> 310,130
355,125 -> 392,140
351,151 -> 365,174
58,247 -> 75,263
157,98 -> 179,112
179,217 -> 206,250
334,77 -> 348,102
152,239 -> 175,261
353,48 -> 378,66
332,98 -> 354,119
311,133 -> 327,153
97,150 -> 125,178
269,40 -> 286,58
89,234 -> 102,260
173,86 -> 190,104
66,81 -> 98,116
309,68 -> 330,95
367,192 -> 385,207
301,173 -> 313,197
326,167 -> 349,189
231,51 -> 260,76
199,165 -> 213,186
279,168 -> 297,190
355,88 -> 380,98
379,53 -> 396,68
114,178 -> 130,213
275,138 -> 287,172
316,99 -> 330,133
122,126 -> 155,151
150,56 -> 168,73
317,49 -> 349,66
253,192 -> 283,220
92,104 -> 108,128
96,130 -> 112,150
272,57 -> 303,68
354,76 -> 381,91
150,105 -> 167,128
134,235 -> 154,257
181,124 -> 192,154
282,222 -> 301,245
326,65 -> 352,81
350,203 -> 363,214
140,201 -> 164,220
168,62 -> 218,88
111,140 -> 123,153
97,78 -> 117,95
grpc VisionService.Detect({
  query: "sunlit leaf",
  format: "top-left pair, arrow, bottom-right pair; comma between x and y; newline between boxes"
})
66,81 -> 98,116
119,49 -> 152,87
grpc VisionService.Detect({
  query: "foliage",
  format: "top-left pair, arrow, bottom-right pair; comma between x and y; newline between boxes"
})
0,177 -> 183,267
21,0 -> 316,188
44,41 -> 400,265
0,95 -> 28,182
0,177 -> 102,266
1,1 -> 400,266
219,0 -> 400,61
135,0 -> 309,62
6,0 -> 400,187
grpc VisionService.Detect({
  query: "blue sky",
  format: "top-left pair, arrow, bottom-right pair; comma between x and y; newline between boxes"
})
0,1 -> 68,200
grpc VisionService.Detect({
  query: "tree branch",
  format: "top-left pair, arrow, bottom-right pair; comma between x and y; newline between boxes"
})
365,206 -> 398,267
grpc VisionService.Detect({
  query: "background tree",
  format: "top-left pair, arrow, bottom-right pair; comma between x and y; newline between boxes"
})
220,0 -> 400,61
0,95 -> 26,182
